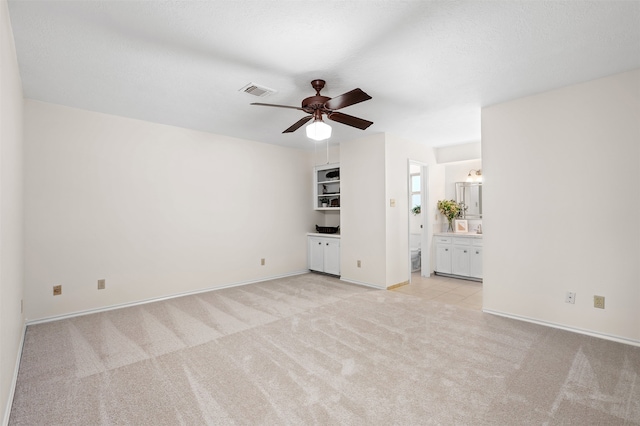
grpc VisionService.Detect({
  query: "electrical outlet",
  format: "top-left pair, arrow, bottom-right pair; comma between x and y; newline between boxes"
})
357,260 -> 361,268
565,292 -> 576,304
53,285 -> 62,296
594,295 -> 605,309
261,258 -> 265,266
98,279 -> 106,290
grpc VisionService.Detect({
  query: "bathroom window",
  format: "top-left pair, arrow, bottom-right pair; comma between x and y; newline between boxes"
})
411,173 -> 421,209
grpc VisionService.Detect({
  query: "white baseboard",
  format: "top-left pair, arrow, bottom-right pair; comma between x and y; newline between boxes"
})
26,270 -> 309,326
3,321 -> 26,426
483,308 -> 640,348
340,277 -> 386,290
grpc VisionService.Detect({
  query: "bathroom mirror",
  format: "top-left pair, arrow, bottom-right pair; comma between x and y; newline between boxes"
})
455,182 -> 482,219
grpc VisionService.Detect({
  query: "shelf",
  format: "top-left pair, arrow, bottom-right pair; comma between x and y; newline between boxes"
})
314,163 -> 341,211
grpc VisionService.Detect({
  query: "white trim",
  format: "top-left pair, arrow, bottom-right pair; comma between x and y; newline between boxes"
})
483,308 -> 640,348
26,270 -> 309,325
407,160 -> 431,280
420,163 -> 430,278
3,322 -> 27,426
340,277 -> 386,290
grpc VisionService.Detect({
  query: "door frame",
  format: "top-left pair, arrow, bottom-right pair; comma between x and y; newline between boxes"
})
408,160 -> 430,282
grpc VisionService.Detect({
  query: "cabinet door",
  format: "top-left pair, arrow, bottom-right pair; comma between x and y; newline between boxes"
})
323,240 -> 341,275
470,247 -> 483,279
308,238 -> 325,272
452,246 -> 470,276
436,245 -> 452,274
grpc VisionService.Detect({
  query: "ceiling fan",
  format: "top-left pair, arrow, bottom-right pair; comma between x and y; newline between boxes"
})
251,79 -> 373,140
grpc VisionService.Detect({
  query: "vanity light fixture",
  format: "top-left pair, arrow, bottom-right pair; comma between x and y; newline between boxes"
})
466,169 -> 482,182
306,111 -> 332,141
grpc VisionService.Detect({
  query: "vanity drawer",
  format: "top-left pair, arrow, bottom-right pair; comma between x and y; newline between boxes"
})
435,236 -> 452,244
471,238 -> 483,247
453,237 -> 472,246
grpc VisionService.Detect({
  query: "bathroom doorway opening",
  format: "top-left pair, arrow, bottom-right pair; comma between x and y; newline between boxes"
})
408,160 -> 430,282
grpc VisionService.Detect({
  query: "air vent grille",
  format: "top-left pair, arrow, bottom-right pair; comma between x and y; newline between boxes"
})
239,82 -> 277,97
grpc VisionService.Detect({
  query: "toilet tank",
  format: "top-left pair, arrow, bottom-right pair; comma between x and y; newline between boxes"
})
410,233 -> 421,250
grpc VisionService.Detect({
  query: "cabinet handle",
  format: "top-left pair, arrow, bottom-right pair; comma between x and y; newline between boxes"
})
445,248 -> 448,251
318,242 -> 321,245
464,250 -> 467,253
476,251 -> 479,254
326,243 -> 329,246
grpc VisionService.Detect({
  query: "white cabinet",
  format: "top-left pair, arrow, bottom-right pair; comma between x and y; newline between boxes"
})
434,235 -> 482,281
314,163 -> 340,210
309,238 -> 325,271
435,236 -> 452,274
452,238 -> 471,276
323,239 -> 341,275
308,235 -> 340,275
470,245 -> 483,279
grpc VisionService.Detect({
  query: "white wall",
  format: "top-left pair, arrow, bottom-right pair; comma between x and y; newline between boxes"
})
340,133 -> 441,288
482,69 -> 640,344
435,141 -> 481,163
24,101 -> 317,321
384,134 -> 439,285
311,141 -> 340,168
340,133 -> 387,287
444,159 -> 482,200
0,0 -> 24,422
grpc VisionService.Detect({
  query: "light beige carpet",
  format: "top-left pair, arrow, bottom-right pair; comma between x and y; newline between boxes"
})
9,273 -> 640,425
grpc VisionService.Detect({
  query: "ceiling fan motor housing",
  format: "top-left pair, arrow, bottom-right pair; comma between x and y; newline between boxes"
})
303,79 -> 330,110
302,95 -> 331,111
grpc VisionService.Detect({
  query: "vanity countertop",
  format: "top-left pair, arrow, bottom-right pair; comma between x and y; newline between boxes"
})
434,232 -> 482,238
307,232 -> 341,238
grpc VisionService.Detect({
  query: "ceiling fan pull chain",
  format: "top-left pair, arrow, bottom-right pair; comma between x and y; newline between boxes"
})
326,139 -> 329,165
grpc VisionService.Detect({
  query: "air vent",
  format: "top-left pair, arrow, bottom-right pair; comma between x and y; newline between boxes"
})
239,82 -> 277,97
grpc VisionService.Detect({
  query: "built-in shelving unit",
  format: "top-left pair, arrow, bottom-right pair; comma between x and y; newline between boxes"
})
314,163 -> 340,210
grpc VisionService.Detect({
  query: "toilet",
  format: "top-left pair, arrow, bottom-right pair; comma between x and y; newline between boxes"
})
410,233 -> 421,272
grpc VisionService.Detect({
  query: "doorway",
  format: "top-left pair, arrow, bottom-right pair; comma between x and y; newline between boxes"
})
408,160 -> 430,281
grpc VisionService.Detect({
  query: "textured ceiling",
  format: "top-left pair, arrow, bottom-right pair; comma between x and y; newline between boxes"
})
7,1 -> 640,149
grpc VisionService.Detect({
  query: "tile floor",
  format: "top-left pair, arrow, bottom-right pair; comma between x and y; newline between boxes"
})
391,272 -> 483,311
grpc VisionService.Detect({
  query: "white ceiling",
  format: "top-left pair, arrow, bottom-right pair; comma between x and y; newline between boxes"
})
7,1 -> 640,149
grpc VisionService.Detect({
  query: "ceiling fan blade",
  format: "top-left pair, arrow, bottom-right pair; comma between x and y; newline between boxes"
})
323,88 -> 372,110
251,102 -> 306,112
327,112 -> 373,130
283,116 -> 313,133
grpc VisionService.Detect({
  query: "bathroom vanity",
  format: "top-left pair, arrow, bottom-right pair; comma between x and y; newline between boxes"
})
434,233 -> 482,281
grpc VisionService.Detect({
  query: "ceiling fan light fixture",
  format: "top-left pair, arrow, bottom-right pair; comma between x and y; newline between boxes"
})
306,119 -> 332,141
